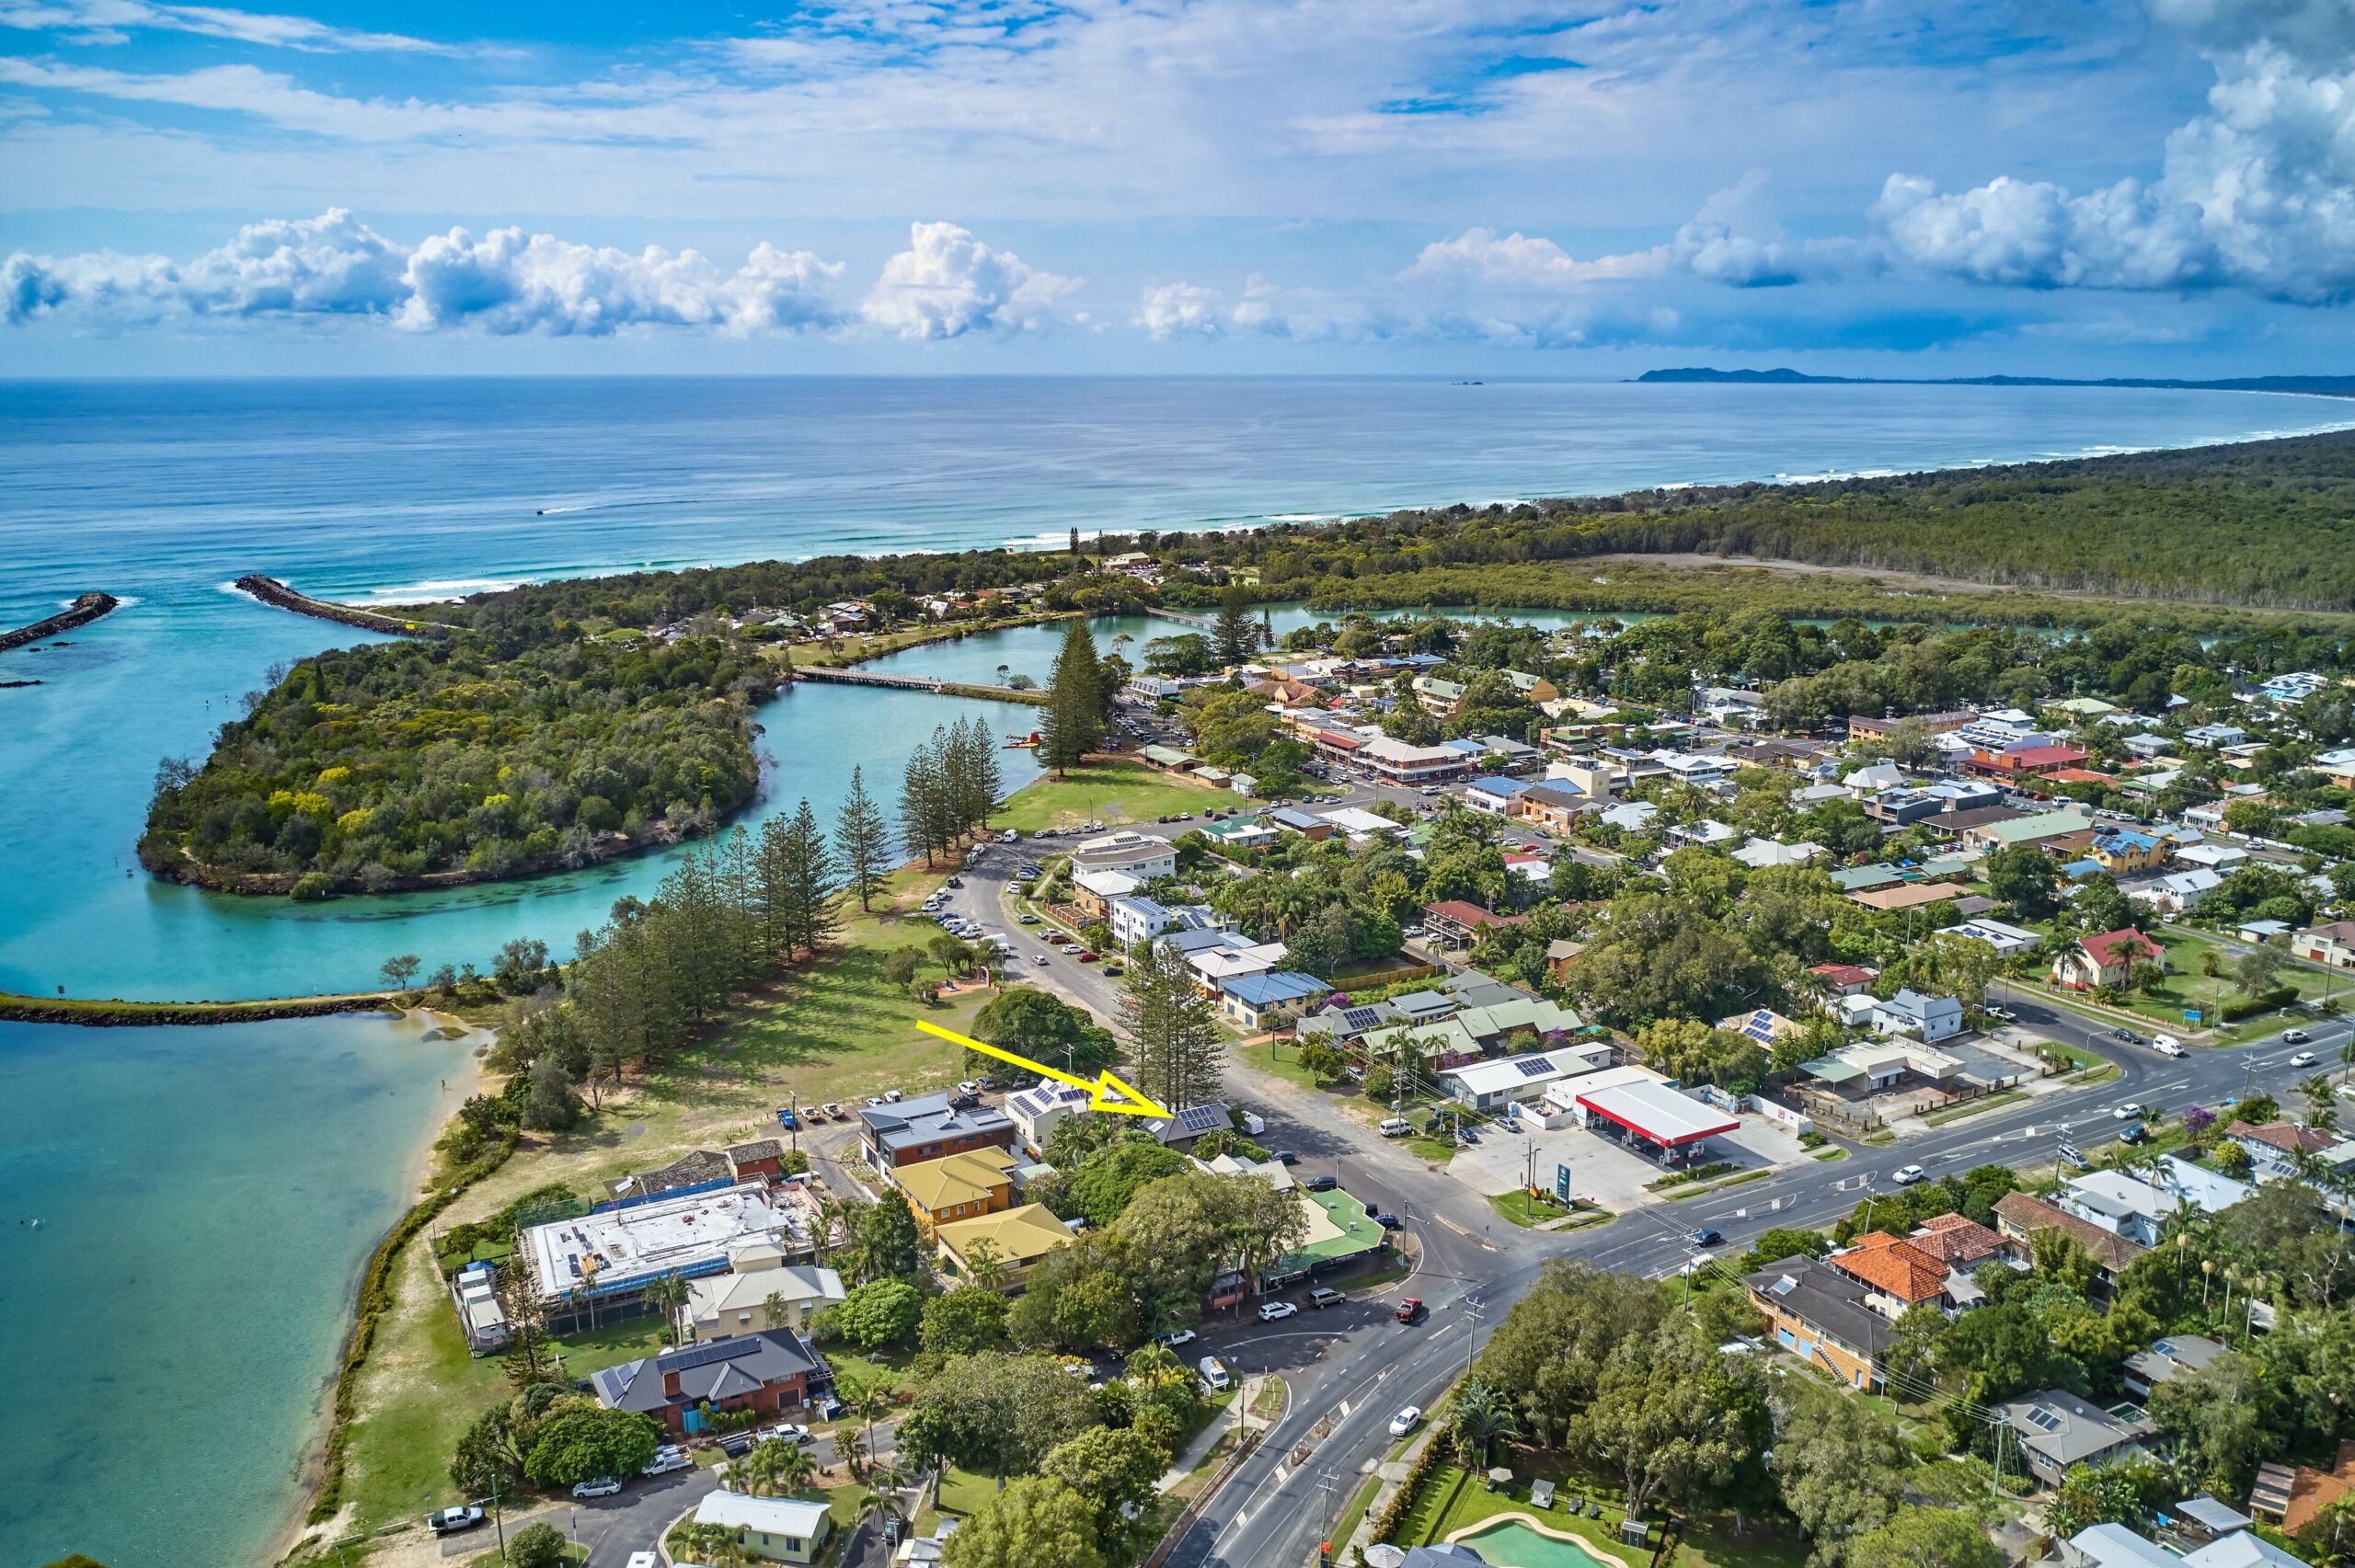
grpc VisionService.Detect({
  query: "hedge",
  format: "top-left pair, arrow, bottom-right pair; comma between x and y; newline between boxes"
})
2220,985 -> 2299,1023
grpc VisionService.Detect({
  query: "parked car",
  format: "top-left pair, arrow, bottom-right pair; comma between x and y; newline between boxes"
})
641,1447 -> 694,1476
2112,1027 -> 2148,1046
1309,1287 -> 1347,1310
1018,912 -> 1042,924
945,876 -> 963,887
572,1477 -> 624,1499
1269,1150 -> 1299,1165
884,1088 -> 903,1103
821,1102 -> 842,1116
1198,1356 -> 1230,1392
1373,1212 -> 1405,1230
958,1080 -> 982,1097
1156,1327 -> 1198,1348
1258,1300 -> 1299,1322
2120,1124 -> 2151,1145
759,1422 -> 813,1446
1389,1405 -> 1425,1436
1104,963 -> 1125,977
1304,1174 -> 1338,1193
1890,1164 -> 1926,1185
718,1431 -> 755,1457
1377,1116 -> 1412,1137
1985,1005 -> 2016,1022
427,1506 -> 486,1536
1075,949 -> 1098,962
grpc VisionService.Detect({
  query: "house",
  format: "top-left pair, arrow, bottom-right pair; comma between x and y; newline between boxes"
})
857,1093 -> 1017,1172
2121,1333 -> 2228,1399
1438,1043 -> 1610,1112
2060,1171 -> 2177,1247
1847,711 -> 1974,742
1355,736 -> 1475,785
1195,816 -> 1281,852
690,1491 -> 833,1564
1069,830 -> 1178,880
2183,723 -> 2248,749
2066,1522 -> 2303,1568
1743,1254 -> 1890,1390
1846,882 -> 1970,913
2088,829 -> 2170,875
2293,920 -> 2355,970
1597,800 -> 1660,833
1109,897 -> 1223,949
1970,742 -> 2091,779
1321,806 -> 1408,841
1799,1038 -> 1962,1093
1511,782 -> 1591,832
2051,928 -> 2161,990
1546,938 -> 1587,985
591,1329 -> 820,1436
1830,864 -> 1905,894
1843,761 -> 1908,796
1809,962 -> 1876,995
2226,1120 -> 2346,1179
1730,837 -> 1822,869
1996,1391 -> 2154,1486
891,1147 -> 1020,1233
1870,989 -> 1965,1042
1005,1082 -> 1091,1154
1548,760 -> 1625,800
1071,866 -> 1142,916
608,1148 -> 738,1203
1138,1103 -> 1238,1150
1910,1213 -> 2008,1270
1186,938 -> 1290,991
1268,805 -> 1336,841
2259,1439 -> 2355,1533
1993,1191 -> 2148,1286
1830,1231 -> 1957,1318
1217,969 -> 1330,1030
1421,900 -> 1527,945
2173,840 -> 2249,870
1464,775 -> 1534,814
1718,1007 -> 1804,1048
687,1264 -> 847,1339
2149,869 -> 2224,915
1412,674 -> 1465,715
1937,918 -> 2042,957
934,1204 -> 1076,1289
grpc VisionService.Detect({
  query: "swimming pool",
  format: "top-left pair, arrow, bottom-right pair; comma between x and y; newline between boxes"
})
1452,1517 -> 1620,1568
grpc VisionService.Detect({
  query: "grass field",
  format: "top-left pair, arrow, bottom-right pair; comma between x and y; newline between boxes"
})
994,760 -> 1244,832
1921,1089 -> 2032,1127
2097,928 -> 2330,1036
332,863 -> 994,1550
1488,1189 -> 1576,1228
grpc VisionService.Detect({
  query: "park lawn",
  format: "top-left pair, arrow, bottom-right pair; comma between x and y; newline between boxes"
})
336,864 -> 989,1550
549,1311 -> 672,1378
1488,1189 -> 1574,1228
993,761 -> 1243,833
820,1346 -> 916,1397
1235,1037 -> 1335,1093
2105,928 -> 2326,1034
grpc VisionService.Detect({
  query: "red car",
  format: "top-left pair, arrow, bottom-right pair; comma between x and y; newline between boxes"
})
1075,949 -> 1099,963
1395,1298 -> 1424,1324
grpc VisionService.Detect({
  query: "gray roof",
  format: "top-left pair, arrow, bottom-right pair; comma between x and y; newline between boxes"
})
1998,1391 -> 2154,1466
1442,970 -> 1529,1009
2123,1334 -> 2228,1386
858,1093 -> 1014,1155
1741,1255 -> 1890,1360
613,1148 -> 733,1199
2176,1495 -> 2254,1534
591,1328 -> 816,1416
1142,1103 -> 1234,1146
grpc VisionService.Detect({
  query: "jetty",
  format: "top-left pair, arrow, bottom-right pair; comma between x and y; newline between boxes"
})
792,666 -> 1048,704
1143,605 -> 1216,630
2,590 -> 120,653
234,575 -> 457,639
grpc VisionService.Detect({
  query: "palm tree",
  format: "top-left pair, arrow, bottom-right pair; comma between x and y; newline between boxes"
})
674,1523 -> 752,1568
837,1423 -> 873,1482
644,1270 -> 691,1345
2301,1074 -> 2338,1127
738,1436 -> 817,1497
811,1196 -> 855,1266
858,1462 -> 913,1546
1125,1341 -> 1192,1402
846,1376 -> 896,1467
1449,1379 -> 1522,1471
960,1238 -> 1011,1291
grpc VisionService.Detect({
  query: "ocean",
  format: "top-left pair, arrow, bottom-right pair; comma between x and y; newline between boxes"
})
2,374 -> 2350,1565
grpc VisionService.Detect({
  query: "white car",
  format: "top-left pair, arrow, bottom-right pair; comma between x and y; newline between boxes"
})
759,1422 -> 813,1446
1155,1328 -> 1198,1348
2290,1050 -> 2318,1068
1033,954 -> 1050,967
1389,1405 -> 1424,1436
2149,1034 -> 2181,1053
2114,1102 -> 2144,1120
572,1477 -> 623,1498
1258,1300 -> 1298,1322
1890,1164 -> 1925,1185
2283,1029 -> 2312,1046
641,1448 -> 693,1476
958,1080 -> 982,1096
427,1506 -> 486,1535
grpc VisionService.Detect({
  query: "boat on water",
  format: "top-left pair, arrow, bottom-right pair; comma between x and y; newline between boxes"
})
1005,731 -> 1041,749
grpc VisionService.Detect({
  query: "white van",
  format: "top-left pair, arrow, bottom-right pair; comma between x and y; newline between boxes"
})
1198,1356 -> 1230,1392
1378,1116 -> 1413,1138
2151,1036 -> 2186,1058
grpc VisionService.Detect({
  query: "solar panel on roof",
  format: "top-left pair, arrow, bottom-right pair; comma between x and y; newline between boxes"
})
2027,1407 -> 2063,1432
1514,1057 -> 1556,1078
661,1336 -> 762,1372
1175,1105 -> 1223,1133
1770,1275 -> 1797,1297
1340,1007 -> 1384,1031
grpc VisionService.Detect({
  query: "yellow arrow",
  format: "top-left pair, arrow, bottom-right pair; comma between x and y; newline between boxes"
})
916,1020 -> 1173,1119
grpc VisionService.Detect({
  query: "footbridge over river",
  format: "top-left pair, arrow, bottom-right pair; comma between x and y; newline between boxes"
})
791,666 -> 1048,704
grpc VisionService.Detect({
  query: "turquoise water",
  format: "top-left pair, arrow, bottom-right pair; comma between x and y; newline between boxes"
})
0,1013 -> 470,1568
1453,1518 -> 1617,1567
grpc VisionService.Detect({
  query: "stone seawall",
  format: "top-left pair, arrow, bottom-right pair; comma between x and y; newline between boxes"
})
1,590 -> 120,652
233,575 -> 457,639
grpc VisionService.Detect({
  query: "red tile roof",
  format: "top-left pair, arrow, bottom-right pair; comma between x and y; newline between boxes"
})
1911,1213 -> 2006,1265
1830,1231 -> 1949,1303
2228,1120 -> 2343,1157
2078,928 -> 2159,968
1809,963 -> 1875,987
1993,1191 -> 2147,1273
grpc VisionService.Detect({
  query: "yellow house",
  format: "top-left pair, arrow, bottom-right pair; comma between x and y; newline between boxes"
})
934,1203 -> 1075,1291
2086,828 -> 2171,876
892,1147 -> 1018,1234
691,1492 -> 832,1564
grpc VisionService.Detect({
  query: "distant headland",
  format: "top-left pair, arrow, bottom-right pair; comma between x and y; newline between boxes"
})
1635,367 -> 2355,398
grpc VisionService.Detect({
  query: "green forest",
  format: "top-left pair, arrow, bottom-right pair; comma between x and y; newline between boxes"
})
140,634 -> 767,895
1166,428 -> 2355,615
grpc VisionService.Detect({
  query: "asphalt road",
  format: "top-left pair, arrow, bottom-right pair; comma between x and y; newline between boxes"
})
927,778 -> 2354,1568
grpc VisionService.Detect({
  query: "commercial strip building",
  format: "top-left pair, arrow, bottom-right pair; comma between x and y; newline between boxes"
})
519,1182 -> 817,1318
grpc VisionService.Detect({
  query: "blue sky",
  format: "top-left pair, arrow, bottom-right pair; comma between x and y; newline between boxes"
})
4,0 -> 2354,375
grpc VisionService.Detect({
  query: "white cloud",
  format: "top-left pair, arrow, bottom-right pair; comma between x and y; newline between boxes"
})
1872,7 -> 2355,303
4,209 -> 850,334
1405,226 -> 1669,289
1134,280 -> 1228,339
860,221 -> 1077,339
0,0 -> 464,54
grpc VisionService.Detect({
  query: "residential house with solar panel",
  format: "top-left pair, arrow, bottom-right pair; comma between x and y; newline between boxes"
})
1217,969 -> 1331,1030
1137,1103 -> 1238,1150
856,1093 -> 1016,1173
1997,1392 -> 2155,1487
1005,1082 -> 1092,1155
591,1329 -> 821,1436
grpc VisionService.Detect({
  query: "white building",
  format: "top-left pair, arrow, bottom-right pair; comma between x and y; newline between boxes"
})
1006,1082 -> 1092,1153
521,1184 -> 812,1308
687,1262 -> 846,1338
1070,830 -> 1178,880
1937,918 -> 2042,957
1870,989 -> 1965,1042
1733,837 -> 1823,869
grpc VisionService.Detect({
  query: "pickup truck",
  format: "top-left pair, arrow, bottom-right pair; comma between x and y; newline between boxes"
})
427,1506 -> 486,1536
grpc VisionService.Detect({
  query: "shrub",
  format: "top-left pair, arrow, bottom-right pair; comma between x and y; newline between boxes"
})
2219,986 -> 2298,1022
290,871 -> 334,902
507,1521 -> 569,1568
